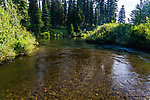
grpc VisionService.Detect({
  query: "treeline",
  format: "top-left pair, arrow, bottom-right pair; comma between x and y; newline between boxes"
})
83,0 -> 150,49
4,0 -> 118,36
130,0 -> 150,25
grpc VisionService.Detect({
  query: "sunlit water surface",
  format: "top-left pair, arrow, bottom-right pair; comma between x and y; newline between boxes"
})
0,38 -> 149,99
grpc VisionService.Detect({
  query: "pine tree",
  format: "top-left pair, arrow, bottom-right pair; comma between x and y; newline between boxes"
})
85,0 -> 90,24
50,0 -> 64,27
99,0 -> 105,25
77,0 -> 83,9
42,0 -> 50,32
98,4 -> 101,25
130,0 -> 150,25
73,0 -> 83,32
12,0 -> 30,28
77,0 -> 84,26
57,0 -> 64,26
118,5 -> 125,23
28,0 -> 43,35
89,0 -> 94,25
19,0 -> 30,28
67,0 -> 73,26
63,0 -> 67,24
46,0 -> 51,15
103,2 -> 107,23
106,0 -> 117,23
94,7 -> 98,26
50,1 -> 57,27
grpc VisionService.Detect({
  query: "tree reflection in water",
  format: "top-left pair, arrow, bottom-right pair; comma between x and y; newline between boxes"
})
0,38 -> 149,99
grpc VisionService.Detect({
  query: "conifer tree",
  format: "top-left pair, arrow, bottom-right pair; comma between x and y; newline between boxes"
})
67,0 -> 73,26
77,0 -> 84,26
50,0 -> 64,27
85,0 -> 90,24
118,5 -> 125,23
99,0 -> 105,25
130,0 -> 150,25
42,0 -> 50,32
63,0 -> 67,24
28,0 -> 43,35
77,0 -> 83,9
57,0 -> 64,26
46,0 -> 51,15
106,0 -> 117,23
73,0 -> 83,32
94,7 -> 98,26
50,1 -> 57,27
19,0 -> 30,28
89,0 -> 94,25
12,0 -> 30,28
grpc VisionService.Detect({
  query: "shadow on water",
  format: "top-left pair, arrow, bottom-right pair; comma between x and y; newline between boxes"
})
0,38 -> 149,99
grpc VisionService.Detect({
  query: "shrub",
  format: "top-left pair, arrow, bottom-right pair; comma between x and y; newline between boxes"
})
82,23 -> 121,43
83,22 -> 150,48
40,32 -> 50,38
131,22 -> 150,46
0,3 -> 37,63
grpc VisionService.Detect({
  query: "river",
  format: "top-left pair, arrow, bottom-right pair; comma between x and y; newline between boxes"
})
0,38 -> 149,99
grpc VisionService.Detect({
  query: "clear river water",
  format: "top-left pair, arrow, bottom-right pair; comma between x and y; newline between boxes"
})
0,38 -> 149,99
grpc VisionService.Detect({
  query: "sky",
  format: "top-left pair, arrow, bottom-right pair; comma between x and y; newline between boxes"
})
118,0 -> 140,22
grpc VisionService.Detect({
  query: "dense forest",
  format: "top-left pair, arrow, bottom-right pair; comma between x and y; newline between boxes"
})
0,0 -> 150,63
2,0 -> 118,36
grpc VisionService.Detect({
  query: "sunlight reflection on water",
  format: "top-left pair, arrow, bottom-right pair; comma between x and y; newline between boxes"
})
0,38 -> 149,99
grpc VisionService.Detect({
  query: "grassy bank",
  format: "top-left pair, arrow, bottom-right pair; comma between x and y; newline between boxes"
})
82,22 -> 150,49
0,4 -> 37,64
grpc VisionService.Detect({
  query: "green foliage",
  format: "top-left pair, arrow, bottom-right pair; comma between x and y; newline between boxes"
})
131,21 -> 150,46
39,26 -> 83,38
40,32 -> 50,38
50,27 -> 68,37
99,0 -> 105,25
0,3 -> 37,63
28,0 -> 43,35
89,1 -> 94,25
83,23 -> 131,44
105,0 -> 118,23
130,1 -> 150,25
94,8 -> 98,26
83,23 -> 120,42
83,21 -> 150,48
70,24 -> 75,35
50,0 -> 64,27
42,0 -> 50,32
12,0 -> 30,28
118,5 -> 126,23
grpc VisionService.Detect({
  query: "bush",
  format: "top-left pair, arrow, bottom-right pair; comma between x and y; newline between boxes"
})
0,3 -> 37,63
131,22 -> 150,46
50,29 -> 64,37
82,23 -> 132,44
82,22 -> 150,48
40,32 -> 50,38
